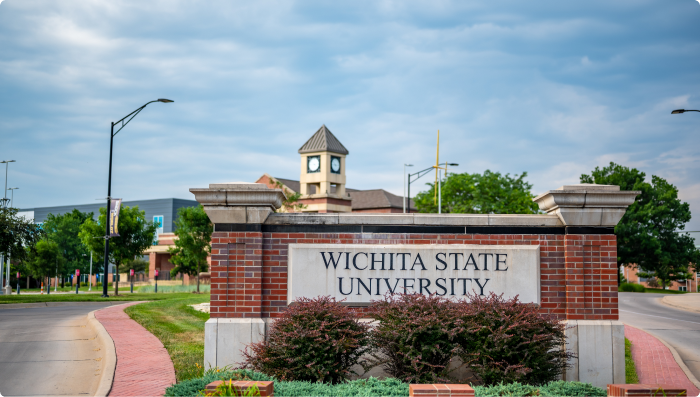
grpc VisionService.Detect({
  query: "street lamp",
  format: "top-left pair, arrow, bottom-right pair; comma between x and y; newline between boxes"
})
434,162 -> 459,214
7,187 -> 18,208
1,160 -> 15,209
672,109 -> 700,114
403,164 -> 413,213
0,160 -> 15,294
101,99 -> 173,298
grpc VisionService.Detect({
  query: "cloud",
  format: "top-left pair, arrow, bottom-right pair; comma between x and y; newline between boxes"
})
1,0 -> 700,230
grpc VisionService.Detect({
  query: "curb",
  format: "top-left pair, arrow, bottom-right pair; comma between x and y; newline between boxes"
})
86,304 -> 134,397
660,296 -> 700,314
627,324 -> 700,391
0,301 -> 130,309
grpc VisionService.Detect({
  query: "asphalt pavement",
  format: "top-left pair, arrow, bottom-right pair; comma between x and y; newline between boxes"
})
620,292 -> 700,382
0,303 -> 116,396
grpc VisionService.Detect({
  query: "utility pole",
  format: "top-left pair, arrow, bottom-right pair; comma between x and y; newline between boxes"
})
403,164 -> 413,213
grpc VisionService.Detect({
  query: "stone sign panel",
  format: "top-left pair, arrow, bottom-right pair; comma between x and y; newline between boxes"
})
288,244 -> 540,304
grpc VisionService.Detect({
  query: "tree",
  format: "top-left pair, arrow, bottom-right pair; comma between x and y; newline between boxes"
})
25,239 -> 65,290
272,180 -> 306,212
414,170 -> 540,214
581,162 -> 700,288
0,207 -> 44,263
43,210 -> 92,287
168,205 -> 212,293
79,205 -> 157,295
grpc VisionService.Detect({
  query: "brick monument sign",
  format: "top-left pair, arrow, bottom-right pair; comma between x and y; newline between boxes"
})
191,182 -> 639,388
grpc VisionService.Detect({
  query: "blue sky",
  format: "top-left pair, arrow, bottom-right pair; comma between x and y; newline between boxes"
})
1,1 -> 700,229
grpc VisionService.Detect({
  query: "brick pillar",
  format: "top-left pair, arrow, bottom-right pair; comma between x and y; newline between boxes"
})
191,182 -> 285,369
534,184 -> 638,388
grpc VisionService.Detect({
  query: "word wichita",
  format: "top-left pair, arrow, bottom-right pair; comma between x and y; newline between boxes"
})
320,250 -> 510,297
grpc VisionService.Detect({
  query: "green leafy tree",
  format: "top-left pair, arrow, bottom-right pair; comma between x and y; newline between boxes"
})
581,162 -> 700,288
43,210 -> 92,287
0,207 -> 44,262
79,205 -> 158,295
272,180 -> 306,212
25,239 -> 65,290
168,205 -> 212,292
124,256 -> 149,275
414,170 -> 539,214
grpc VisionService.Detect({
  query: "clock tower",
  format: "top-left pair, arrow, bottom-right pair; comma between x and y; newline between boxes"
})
298,125 -> 352,213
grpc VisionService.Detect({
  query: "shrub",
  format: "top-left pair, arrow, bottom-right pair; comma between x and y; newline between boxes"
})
167,370 -> 605,397
619,282 -> 645,293
165,369 -> 270,397
473,380 -> 606,397
368,293 -> 462,384
242,296 -> 370,384
456,293 -> 573,386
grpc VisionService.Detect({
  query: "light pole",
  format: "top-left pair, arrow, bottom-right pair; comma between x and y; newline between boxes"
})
1,160 -> 15,209
672,109 -> 700,114
434,162 -> 459,214
0,160 -> 15,294
403,164 -> 413,213
7,187 -> 18,208
101,99 -> 173,298
89,252 -> 93,292
408,166 -> 435,213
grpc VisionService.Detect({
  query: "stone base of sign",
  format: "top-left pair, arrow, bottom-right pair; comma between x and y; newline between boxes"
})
607,384 -> 687,397
204,318 -> 265,369
563,320 -> 625,388
409,384 -> 475,397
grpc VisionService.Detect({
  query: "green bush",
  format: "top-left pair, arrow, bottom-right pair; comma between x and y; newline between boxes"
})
619,283 -> 645,292
243,296 -> 371,384
165,369 -> 605,397
473,380 -> 606,397
456,293 -> 573,386
368,293 -> 461,384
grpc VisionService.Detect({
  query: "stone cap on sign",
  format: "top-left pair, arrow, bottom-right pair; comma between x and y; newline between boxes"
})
190,182 -> 286,224
265,213 -> 564,226
533,183 -> 640,227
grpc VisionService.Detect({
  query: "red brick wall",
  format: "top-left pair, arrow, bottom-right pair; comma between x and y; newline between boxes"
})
209,231 -> 618,320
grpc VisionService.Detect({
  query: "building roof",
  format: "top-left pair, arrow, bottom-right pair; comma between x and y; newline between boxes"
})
271,177 -> 414,210
348,189 -> 415,210
298,125 -> 349,155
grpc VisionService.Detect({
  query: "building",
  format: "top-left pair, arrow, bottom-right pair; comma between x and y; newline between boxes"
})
622,231 -> 700,292
20,198 -> 200,284
256,125 -> 416,213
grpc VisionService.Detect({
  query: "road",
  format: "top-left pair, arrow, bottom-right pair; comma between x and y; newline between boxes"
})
620,292 -> 700,381
0,303 -> 115,396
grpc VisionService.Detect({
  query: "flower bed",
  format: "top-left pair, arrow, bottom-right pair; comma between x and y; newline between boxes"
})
164,369 -> 607,397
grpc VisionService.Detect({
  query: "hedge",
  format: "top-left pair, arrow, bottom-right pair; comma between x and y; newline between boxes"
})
164,370 -> 606,397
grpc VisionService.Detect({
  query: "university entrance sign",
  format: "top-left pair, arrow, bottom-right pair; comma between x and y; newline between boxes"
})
191,182 -> 641,388
288,244 -> 540,304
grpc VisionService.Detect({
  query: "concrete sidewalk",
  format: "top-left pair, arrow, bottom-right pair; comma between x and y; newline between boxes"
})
661,294 -> 700,314
625,325 -> 700,396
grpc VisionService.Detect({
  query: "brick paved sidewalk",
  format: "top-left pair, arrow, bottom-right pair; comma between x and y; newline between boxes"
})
625,325 -> 700,396
95,302 -> 177,397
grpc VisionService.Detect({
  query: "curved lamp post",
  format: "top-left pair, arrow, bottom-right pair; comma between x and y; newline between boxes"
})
101,99 -> 173,298
672,109 -> 700,114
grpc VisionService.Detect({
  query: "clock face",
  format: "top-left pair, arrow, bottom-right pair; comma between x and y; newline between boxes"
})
331,157 -> 341,173
308,156 -> 320,173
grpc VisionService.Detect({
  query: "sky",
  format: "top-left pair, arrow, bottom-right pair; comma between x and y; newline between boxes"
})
1,0 -> 700,229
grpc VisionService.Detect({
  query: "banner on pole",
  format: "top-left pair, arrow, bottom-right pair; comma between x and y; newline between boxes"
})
75,269 -> 80,277
109,199 -> 122,237
130,269 -> 134,276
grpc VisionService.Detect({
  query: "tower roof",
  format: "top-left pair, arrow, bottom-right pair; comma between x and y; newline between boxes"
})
298,125 -> 349,155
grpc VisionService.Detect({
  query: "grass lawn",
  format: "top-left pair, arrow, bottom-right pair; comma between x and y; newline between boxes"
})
125,294 -> 210,382
0,292 -> 199,304
625,337 -> 640,383
19,284 -> 144,293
